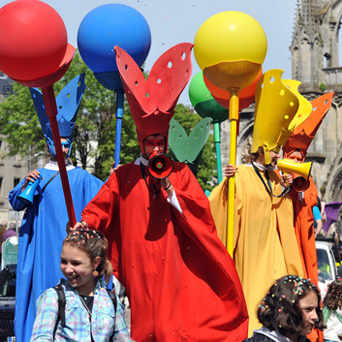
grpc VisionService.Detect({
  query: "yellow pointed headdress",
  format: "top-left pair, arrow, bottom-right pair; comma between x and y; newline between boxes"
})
250,69 -> 312,164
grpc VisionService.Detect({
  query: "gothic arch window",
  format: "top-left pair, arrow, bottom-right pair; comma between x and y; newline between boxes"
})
330,167 -> 342,201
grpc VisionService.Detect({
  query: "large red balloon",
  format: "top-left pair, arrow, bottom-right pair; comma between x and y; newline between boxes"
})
204,69 -> 262,111
0,0 -> 68,81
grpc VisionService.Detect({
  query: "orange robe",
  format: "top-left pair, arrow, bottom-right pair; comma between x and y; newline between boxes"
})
289,177 -> 318,286
288,177 -> 321,342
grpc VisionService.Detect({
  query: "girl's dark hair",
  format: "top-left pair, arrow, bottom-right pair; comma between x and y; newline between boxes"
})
63,228 -> 113,282
257,275 -> 324,335
323,278 -> 342,311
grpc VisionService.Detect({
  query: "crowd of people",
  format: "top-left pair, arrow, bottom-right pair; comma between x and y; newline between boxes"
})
2,46 -> 342,342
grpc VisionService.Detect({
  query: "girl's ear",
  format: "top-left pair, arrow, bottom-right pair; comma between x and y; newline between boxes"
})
93,256 -> 101,270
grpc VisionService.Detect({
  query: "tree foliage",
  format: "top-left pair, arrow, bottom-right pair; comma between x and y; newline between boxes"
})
0,51 -> 218,188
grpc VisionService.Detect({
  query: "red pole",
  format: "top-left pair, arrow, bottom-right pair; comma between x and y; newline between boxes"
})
41,85 -> 76,227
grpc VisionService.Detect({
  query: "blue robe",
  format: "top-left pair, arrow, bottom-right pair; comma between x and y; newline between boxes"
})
9,165 -> 103,342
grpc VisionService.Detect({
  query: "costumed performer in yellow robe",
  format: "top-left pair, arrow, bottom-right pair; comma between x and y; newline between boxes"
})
209,70 -> 310,337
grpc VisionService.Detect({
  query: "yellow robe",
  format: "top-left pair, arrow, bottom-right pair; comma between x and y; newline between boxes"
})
209,164 -> 304,336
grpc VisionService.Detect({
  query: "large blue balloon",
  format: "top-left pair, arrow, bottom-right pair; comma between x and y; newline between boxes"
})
77,4 -> 151,73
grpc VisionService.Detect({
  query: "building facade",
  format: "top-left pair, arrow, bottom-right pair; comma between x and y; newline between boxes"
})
0,73 -> 47,226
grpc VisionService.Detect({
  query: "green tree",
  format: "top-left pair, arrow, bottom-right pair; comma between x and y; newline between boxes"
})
0,51 -> 216,187
0,51 -> 140,181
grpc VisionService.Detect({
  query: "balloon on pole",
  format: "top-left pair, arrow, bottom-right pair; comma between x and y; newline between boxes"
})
203,69 -> 263,111
194,11 -> 267,256
0,0 -> 77,226
188,71 -> 228,183
77,4 -> 151,167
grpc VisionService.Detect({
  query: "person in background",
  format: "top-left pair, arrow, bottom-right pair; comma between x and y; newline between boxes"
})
1,223 -> 17,252
0,220 -> 8,266
323,278 -> 342,342
8,75 -> 104,342
244,275 -> 324,342
331,232 -> 342,266
314,199 -> 324,238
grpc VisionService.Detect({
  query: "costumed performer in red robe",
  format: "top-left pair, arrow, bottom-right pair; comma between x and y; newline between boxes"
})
69,43 -> 248,342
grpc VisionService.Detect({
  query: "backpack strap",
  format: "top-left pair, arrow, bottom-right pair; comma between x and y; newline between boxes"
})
52,285 -> 117,340
106,289 -> 117,314
53,284 -> 66,339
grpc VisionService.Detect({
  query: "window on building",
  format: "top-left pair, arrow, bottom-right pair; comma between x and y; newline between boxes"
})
13,178 -> 20,188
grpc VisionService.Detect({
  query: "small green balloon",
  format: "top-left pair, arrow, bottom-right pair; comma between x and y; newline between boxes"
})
189,71 -> 228,123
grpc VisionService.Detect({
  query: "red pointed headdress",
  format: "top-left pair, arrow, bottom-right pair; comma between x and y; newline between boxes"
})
283,92 -> 334,159
115,43 -> 193,153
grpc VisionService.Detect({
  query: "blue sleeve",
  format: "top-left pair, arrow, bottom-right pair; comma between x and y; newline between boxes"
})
8,178 -> 27,211
313,206 -> 322,221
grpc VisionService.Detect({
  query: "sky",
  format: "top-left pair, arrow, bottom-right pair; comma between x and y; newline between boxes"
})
1,0 -> 298,105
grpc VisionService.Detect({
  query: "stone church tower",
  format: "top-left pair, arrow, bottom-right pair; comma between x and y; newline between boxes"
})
290,0 -> 342,202
221,0 -> 342,205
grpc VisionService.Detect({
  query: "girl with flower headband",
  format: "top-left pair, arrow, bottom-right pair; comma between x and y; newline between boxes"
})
323,278 -> 342,342
244,275 -> 324,342
31,228 -> 133,342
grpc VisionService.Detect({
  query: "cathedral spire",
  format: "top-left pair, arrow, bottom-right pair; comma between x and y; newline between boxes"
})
301,0 -> 316,42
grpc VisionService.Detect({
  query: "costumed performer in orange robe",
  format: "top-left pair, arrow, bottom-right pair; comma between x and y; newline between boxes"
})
69,43 -> 248,342
209,71 -> 308,337
281,92 -> 334,342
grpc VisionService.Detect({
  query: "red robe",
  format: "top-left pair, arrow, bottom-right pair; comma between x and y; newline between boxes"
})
82,161 -> 248,342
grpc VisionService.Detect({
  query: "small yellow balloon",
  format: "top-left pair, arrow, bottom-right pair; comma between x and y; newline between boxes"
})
194,11 -> 267,70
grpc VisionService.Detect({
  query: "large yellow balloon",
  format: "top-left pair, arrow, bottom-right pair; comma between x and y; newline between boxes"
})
194,11 -> 267,70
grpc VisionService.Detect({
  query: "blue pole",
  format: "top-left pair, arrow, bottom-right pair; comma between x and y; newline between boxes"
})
114,90 -> 124,166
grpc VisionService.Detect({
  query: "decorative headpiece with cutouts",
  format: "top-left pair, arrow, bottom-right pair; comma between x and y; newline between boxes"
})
250,70 -> 312,164
282,92 -> 334,159
30,73 -> 86,157
115,43 -> 193,154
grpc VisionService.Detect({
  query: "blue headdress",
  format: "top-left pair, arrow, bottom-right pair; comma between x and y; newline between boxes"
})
30,73 -> 86,157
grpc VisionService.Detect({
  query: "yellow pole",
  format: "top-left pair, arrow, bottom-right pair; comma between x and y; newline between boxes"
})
227,89 -> 239,256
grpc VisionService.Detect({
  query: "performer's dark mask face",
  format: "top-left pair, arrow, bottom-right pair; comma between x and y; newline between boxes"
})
287,150 -> 304,163
267,150 -> 280,168
143,134 -> 166,159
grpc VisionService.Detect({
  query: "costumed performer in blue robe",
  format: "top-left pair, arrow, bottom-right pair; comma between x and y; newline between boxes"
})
8,75 -> 103,342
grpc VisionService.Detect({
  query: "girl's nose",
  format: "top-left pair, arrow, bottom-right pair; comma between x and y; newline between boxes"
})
64,265 -> 73,273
